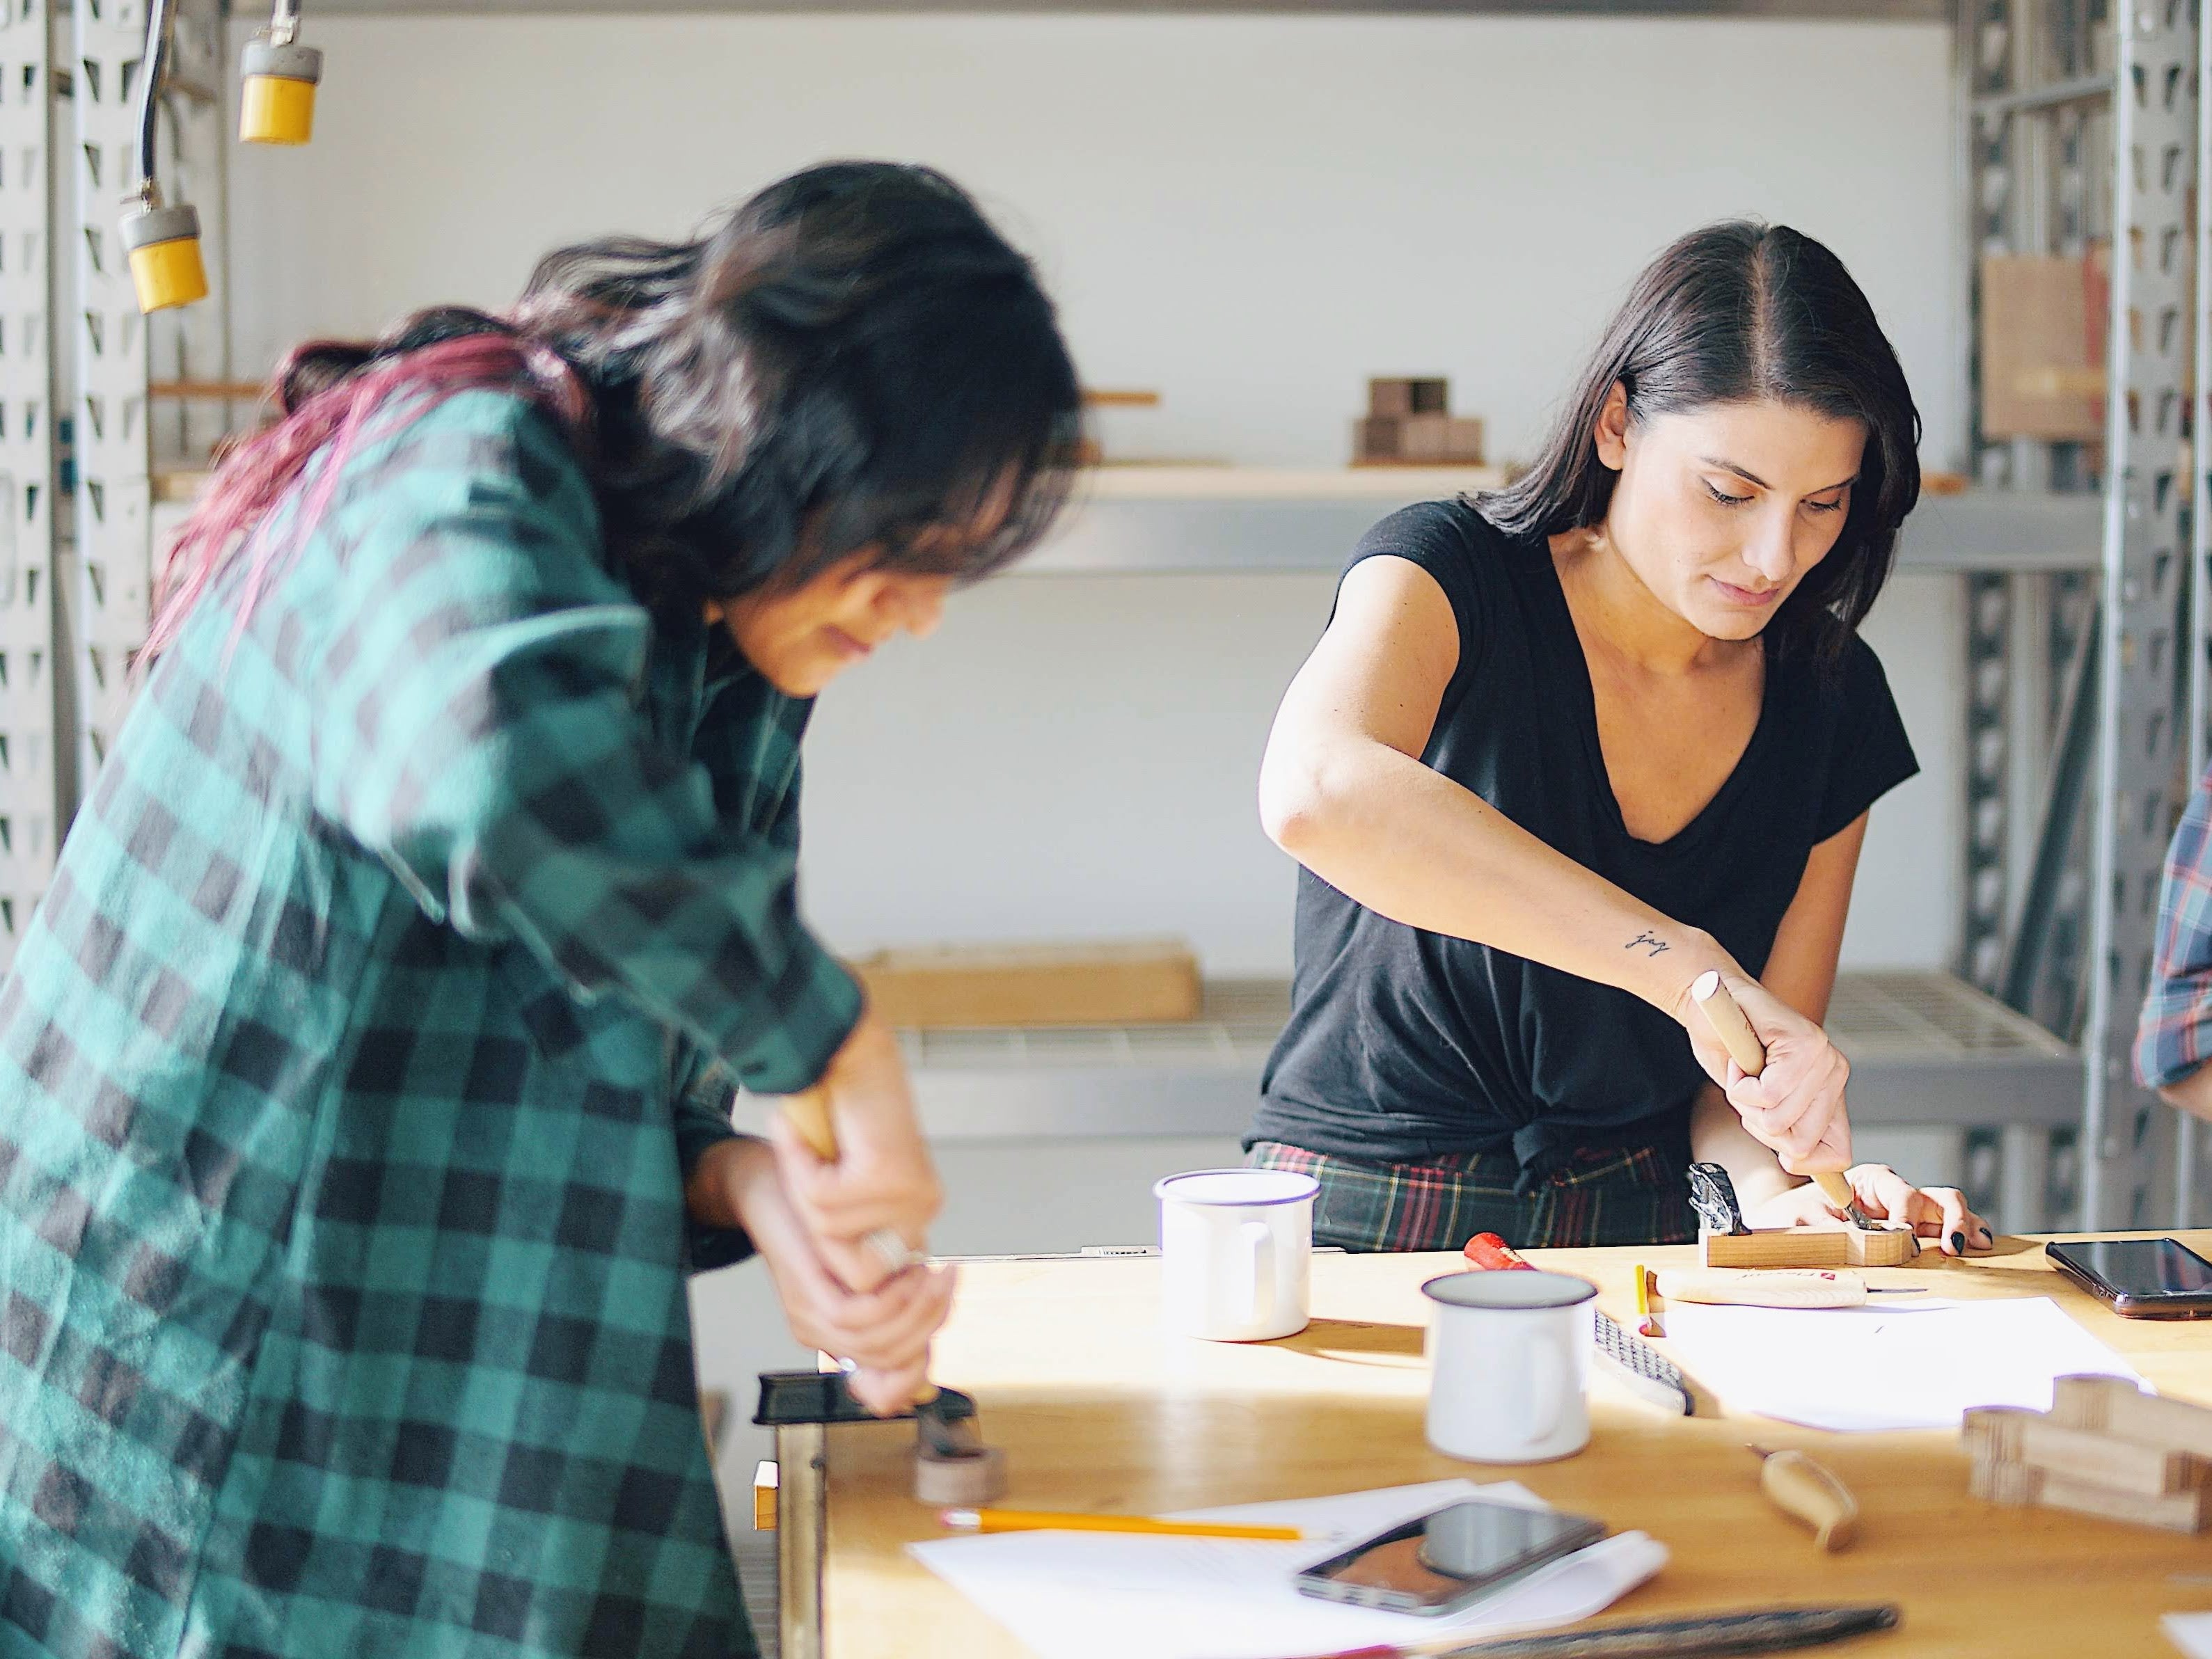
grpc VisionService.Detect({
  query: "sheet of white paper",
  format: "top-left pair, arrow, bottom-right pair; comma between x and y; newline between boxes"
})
2165,1611 -> 2212,1658
1657,1295 -> 2140,1431
907,1478 -> 1668,1659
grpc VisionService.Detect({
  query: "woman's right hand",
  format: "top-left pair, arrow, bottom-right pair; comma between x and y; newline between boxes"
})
720,1136 -> 955,1416
1678,968 -> 1852,1174
767,1008 -> 945,1294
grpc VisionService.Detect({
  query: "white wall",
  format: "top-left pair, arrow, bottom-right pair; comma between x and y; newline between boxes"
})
800,568 -> 1959,974
225,10 -> 1964,973
228,13 -> 1962,468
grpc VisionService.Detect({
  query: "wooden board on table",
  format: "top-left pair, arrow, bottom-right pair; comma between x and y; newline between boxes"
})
1700,1225 -> 1916,1269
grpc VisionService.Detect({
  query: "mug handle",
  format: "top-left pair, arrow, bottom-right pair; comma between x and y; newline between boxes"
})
1520,1325 -> 1570,1448
1238,1220 -> 1276,1331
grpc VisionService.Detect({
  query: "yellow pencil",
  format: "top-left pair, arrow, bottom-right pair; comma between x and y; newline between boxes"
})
938,1506 -> 1306,1541
1634,1260 -> 1660,1337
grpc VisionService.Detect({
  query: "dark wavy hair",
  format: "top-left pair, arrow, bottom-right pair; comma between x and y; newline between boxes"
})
1477,221 -> 1920,662
144,161 -> 1084,661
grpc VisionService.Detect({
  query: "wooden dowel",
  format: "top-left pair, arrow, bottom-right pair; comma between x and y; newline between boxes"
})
768,1084 -> 938,1407
1689,970 -> 1766,1075
778,1086 -> 839,1163
1690,970 -> 1858,1212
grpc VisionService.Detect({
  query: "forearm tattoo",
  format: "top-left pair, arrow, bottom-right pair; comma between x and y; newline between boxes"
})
1625,930 -> 1670,959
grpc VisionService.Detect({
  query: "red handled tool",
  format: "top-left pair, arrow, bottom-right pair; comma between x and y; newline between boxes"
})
1463,1232 -> 1532,1272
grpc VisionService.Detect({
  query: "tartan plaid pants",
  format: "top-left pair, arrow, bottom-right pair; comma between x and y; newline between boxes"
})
1247,1137 -> 1697,1253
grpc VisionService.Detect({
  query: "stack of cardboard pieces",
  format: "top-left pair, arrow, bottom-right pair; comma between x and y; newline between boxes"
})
1353,377 -> 1485,466
1964,1374 -> 2212,1533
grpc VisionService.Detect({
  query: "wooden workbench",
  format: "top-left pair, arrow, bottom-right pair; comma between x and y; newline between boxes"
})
806,1235 -> 2212,1657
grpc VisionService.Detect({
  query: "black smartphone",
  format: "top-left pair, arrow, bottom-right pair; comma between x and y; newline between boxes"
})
2046,1237 -> 2212,1319
1292,1500 -> 1607,1617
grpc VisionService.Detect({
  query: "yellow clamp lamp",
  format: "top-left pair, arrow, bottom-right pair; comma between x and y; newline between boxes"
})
240,38 -> 322,146
122,0 -> 205,314
121,199 -> 208,314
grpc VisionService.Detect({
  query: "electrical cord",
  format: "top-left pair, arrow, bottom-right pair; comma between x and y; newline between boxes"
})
134,0 -> 177,205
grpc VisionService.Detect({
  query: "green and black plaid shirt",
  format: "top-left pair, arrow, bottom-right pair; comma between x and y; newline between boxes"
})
0,388 -> 864,1657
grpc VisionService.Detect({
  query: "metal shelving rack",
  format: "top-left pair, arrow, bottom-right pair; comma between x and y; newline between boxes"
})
74,0 -> 226,803
896,976 -> 2078,1148
1959,0 -> 2212,1232
0,0 -> 2199,1237
0,0 -> 62,965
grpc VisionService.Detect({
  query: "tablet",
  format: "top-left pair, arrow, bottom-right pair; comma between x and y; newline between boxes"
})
2046,1237 -> 2212,1319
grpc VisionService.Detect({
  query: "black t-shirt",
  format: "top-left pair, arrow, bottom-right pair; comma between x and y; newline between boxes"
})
1250,499 -> 1919,1181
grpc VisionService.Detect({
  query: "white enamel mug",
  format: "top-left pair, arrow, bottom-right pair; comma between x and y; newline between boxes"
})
1422,1269 -> 1595,1463
1153,1168 -> 1317,1341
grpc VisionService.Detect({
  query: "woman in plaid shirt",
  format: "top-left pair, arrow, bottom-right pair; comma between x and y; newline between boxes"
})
0,164 -> 1078,1656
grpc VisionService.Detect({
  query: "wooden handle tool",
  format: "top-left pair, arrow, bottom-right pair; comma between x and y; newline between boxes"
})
1748,1445 -> 1861,1552
1689,971 -> 1865,1225
777,1086 -> 926,1275
772,1088 -> 1006,1505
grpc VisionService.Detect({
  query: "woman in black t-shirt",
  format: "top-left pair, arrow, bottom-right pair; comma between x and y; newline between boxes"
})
1250,222 -> 1990,1255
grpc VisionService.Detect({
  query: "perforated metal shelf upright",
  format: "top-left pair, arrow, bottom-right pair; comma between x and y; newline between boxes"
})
0,0 -> 63,978
1959,0 -> 2212,1234
68,0 -> 229,862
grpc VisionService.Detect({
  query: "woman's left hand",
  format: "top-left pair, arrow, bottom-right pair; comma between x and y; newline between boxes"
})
1739,1164 -> 1995,1257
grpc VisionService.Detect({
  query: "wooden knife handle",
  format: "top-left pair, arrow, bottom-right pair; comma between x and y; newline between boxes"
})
772,1086 -> 938,1404
1759,1449 -> 1861,1552
778,1086 -> 840,1162
1656,1269 -> 1867,1308
1690,971 -> 1857,1212
1691,970 -> 1767,1076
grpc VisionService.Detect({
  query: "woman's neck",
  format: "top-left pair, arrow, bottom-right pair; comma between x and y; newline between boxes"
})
1551,523 -> 1739,678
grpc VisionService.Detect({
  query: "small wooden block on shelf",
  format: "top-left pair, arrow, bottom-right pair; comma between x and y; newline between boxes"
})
1699,1225 -> 1916,1269
1352,412 -> 1484,467
1368,377 -> 1448,418
1963,1381 -> 2212,1534
1354,377 -> 1483,466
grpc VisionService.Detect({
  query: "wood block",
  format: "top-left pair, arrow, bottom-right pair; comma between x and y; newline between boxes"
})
1968,1453 -> 2044,1505
752,1460 -> 779,1531
848,939 -> 1203,1029
913,1444 -> 1009,1506
1699,1226 -> 1915,1269
1963,1406 -> 2037,1465
2049,1373 -> 2136,1430
2053,1374 -> 2212,1458
1441,416 -> 1485,463
2035,1471 -> 2211,1534
1703,1229 -> 1849,1269
2016,1415 -> 2209,1497
1352,415 -> 1403,461
1368,377 -> 1448,418
1843,1225 -> 1919,1267
1400,413 -> 1455,462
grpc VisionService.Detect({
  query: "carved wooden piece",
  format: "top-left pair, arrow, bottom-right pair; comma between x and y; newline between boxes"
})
1965,1374 -> 2212,1534
1699,1226 -> 1917,1269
